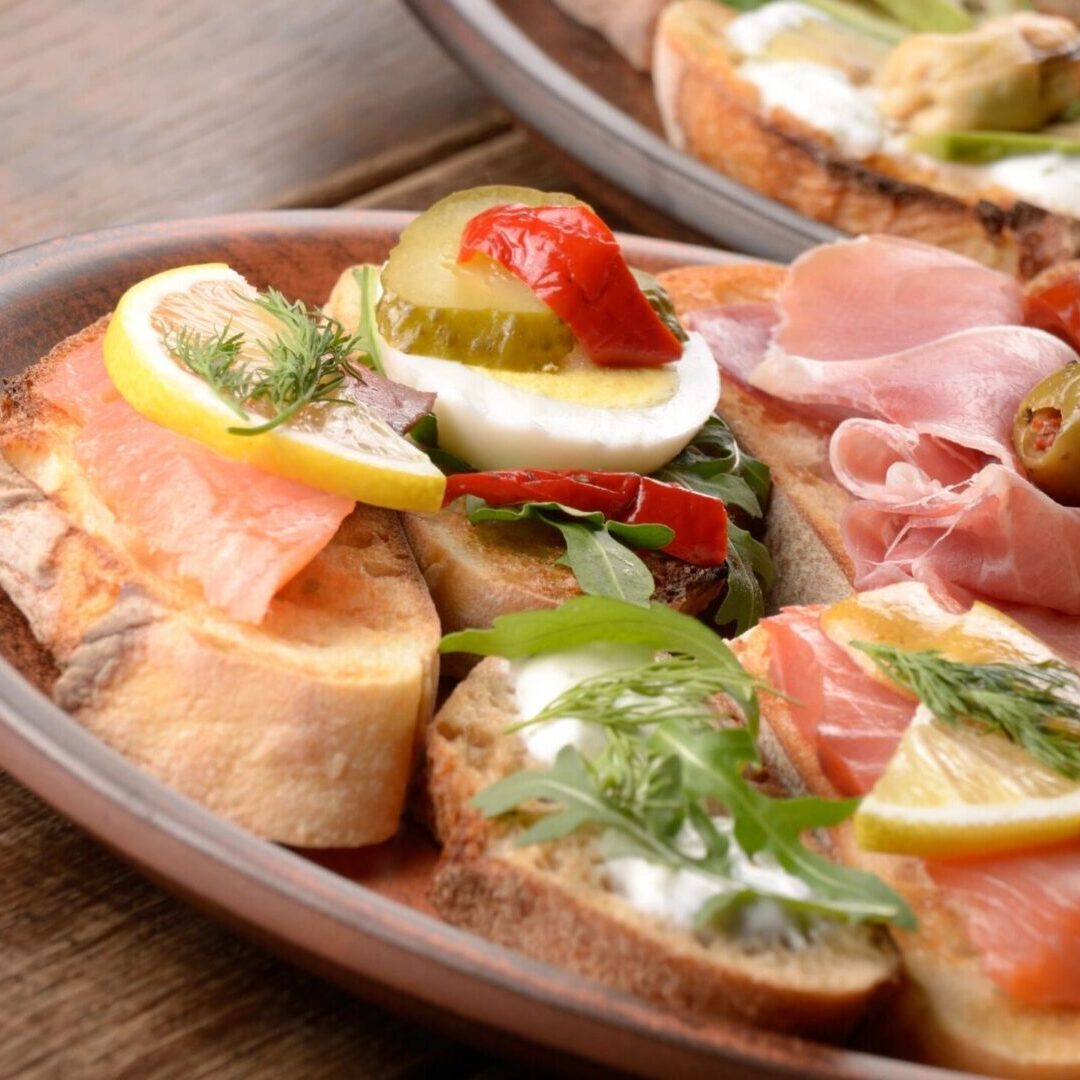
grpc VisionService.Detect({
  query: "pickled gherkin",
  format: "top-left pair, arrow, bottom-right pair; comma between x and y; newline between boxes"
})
379,186 -> 583,370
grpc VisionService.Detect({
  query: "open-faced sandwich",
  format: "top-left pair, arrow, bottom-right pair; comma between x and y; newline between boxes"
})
0,186 -> 769,842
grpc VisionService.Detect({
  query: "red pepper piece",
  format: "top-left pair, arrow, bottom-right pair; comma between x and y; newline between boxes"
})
1025,275 -> 1080,349
458,204 -> 683,367
444,469 -> 728,567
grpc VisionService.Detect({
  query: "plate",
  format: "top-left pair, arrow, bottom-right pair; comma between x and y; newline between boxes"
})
0,211 -> 951,1080
406,0 -> 841,262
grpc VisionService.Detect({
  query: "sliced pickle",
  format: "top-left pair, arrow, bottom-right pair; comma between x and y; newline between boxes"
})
379,185 -> 584,370
377,289 -> 574,371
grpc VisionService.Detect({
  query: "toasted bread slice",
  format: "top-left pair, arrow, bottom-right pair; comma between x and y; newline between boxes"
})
736,627 -> 1080,1078
0,321 -> 441,847
426,655 -> 900,1039
654,1 -> 1080,278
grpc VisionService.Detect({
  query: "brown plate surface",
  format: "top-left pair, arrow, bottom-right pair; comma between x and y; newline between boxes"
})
0,211 -> 963,1079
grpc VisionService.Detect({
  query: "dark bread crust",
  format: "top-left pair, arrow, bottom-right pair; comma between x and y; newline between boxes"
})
426,656 -> 900,1040
655,1 -> 1080,278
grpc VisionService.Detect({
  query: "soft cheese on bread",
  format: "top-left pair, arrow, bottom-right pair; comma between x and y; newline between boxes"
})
0,320 -> 441,847
426,606 -> 902,1039
654,0 -> 1080,277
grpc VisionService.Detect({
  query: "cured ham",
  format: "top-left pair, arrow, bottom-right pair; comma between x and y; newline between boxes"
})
762,601 -> 1080,1008
693,233 -> 1080,619
36,336 -> 353,622
774,234 -> 1023,361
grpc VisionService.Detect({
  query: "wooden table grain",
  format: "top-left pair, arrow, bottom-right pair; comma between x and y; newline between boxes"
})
0,2 -> 651,1075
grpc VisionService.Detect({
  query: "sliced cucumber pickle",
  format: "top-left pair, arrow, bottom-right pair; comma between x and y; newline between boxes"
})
379,185 -> 584,370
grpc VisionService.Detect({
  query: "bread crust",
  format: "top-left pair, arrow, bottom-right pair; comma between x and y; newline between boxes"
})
426,656 -> 899,1040
654,1 -> 1080,278
0,322 -> 441,847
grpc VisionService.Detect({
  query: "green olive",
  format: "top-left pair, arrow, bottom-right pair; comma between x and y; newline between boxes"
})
1013,362 -> 1080,505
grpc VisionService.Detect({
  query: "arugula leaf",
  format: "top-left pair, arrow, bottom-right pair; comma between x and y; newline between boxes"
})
716,523 -> 774,635
351,265 -> 385,375
441,595 -> 759,728
549,518 -> 655,606
408,413 -> 475,475
630,268 -> 688,344
470,664 -> 914,929
652,414 -> 775,634
654,414 -> 770,519
464,497 -> 673,605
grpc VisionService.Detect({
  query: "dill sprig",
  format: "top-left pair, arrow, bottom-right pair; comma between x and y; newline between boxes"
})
164,324 -> 251,420
165,288 -> 373,437
854,642 -> 1080,781
238,289 -> 366,436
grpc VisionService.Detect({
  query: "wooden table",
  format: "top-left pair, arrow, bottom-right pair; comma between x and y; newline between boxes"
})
0,3 -> 680,1074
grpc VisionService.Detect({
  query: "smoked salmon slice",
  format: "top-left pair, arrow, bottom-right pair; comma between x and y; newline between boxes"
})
35,335 -> 353,622
762,605 -> 1080,1008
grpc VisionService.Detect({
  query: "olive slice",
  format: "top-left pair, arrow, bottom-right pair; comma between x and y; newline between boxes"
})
1013,362 -> 1080,505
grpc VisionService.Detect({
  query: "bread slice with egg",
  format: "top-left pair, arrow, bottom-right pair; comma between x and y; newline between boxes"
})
0,320 -> 441,847
653,260 -> 1080,1074
654,0 -> 1080,278
324,265 -> 726,655
425,654 -> 900,1039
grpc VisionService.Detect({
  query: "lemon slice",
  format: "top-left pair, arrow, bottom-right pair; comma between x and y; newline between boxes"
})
102,263 -> 445,511
855,704 -> 1080,857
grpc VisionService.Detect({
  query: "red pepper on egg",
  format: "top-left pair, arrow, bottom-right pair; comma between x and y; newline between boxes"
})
458,203 -> 683,368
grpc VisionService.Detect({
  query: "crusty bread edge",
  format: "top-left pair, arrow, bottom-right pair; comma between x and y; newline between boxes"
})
654,0 -> 1080,279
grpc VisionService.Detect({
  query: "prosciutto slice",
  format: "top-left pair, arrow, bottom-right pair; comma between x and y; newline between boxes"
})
774,234 -> 1024,361
692,233 -> 1080,618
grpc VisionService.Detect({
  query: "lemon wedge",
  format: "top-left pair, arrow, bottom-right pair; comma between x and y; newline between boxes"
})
102,263 -> 445,511
856,705 -> 1080,857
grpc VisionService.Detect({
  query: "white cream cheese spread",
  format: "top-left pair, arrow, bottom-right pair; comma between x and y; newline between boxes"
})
981,152 -> 1080,219
739,59 -> 886,159
726,1 -> 829,57
508,645 -> 813,944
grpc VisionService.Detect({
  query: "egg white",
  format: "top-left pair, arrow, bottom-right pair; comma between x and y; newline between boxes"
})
379,331 -> 720,473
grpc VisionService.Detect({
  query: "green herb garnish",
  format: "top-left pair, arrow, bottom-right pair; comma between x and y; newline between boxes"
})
455,599 -> 914,929
653,414 -> 774,634
165,288 -> 376,437
854,642 -> 1080,780
163,324 -> 251,420
465,497 -> 672,607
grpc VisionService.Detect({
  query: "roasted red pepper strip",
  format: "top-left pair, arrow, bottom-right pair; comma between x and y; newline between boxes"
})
444,469 -> 728,566
458,204 -> 683,367
1025,274 -> 1080,349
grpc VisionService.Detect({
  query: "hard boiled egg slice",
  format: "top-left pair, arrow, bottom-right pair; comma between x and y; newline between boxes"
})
379,332 -> 720,473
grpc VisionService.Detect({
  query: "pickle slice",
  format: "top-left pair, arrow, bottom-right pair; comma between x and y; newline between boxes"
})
379,185 -> 583,370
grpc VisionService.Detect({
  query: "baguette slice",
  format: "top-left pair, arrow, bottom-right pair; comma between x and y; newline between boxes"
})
656,260 -> 1080,1073
426,655 -> 900,1039
654,0 -> 1080,278
323,265 -> 726,664
736,626 -> 1080,1078
0,320 -> 441,847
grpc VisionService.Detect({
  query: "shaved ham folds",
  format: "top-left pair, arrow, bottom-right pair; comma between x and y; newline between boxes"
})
36,338 -> 353,622
694,233 -> 1080,620
762,604 -> 1080,1008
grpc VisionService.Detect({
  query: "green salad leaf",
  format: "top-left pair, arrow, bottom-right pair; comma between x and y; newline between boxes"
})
464,496 -> 674,607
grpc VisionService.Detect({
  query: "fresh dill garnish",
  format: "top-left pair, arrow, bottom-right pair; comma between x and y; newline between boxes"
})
166,288 -> 375,436
854,642 -> 1080,781
164,324 -> 251,420
238,289 -> 366,436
